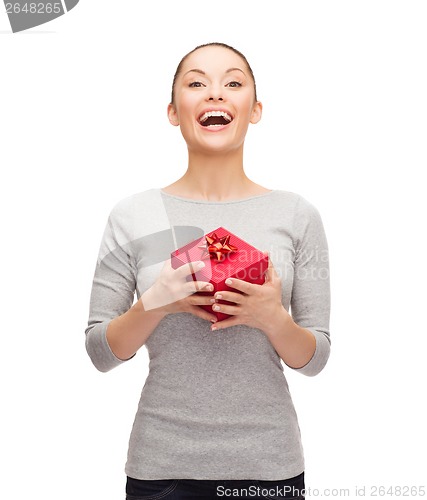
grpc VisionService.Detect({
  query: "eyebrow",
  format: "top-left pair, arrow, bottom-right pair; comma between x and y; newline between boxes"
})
183,67 -> 246,77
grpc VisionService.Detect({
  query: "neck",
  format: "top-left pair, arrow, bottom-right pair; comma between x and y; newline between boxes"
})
163,147 -> 266,202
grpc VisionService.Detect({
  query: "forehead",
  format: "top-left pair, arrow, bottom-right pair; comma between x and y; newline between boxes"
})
180,46 -> 247,76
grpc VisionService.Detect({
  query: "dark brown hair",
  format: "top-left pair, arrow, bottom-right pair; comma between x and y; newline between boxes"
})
170,42 -> 258,104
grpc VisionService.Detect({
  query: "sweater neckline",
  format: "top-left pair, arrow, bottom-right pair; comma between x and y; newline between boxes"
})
159,188 -> 276,205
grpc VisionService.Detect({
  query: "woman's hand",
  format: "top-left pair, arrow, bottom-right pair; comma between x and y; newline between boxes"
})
140,259 -> 218,323
210,252 -> 288,333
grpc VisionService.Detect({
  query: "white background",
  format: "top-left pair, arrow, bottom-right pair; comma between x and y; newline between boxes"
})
1,1 -> 426,498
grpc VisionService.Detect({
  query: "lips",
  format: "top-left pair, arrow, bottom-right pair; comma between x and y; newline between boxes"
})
197,109 -> 234,128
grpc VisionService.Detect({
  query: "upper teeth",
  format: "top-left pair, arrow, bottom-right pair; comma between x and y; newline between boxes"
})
199,110 -> 232,123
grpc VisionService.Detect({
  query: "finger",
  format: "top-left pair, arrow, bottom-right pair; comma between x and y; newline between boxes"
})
175,260 -> 208,279
188,305 -> 218,324
185,280 -> 214,294
211,302 -> 241,316
211,316 -> 240,331
263,251 -> 279,283
223,277 -> 253,294
174,281 -> 212,302
189,295 -> 217,306
263,250 -> 272,281
213,290 -> 244,304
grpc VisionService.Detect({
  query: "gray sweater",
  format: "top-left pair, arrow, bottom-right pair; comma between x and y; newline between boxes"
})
85,188 -> 331,480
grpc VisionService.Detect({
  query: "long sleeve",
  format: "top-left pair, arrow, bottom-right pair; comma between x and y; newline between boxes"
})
289,195 -> 331,376
85,200 -> 137,372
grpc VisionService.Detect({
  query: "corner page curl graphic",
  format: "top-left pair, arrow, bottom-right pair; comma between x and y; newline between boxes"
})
5,0 -> 79,33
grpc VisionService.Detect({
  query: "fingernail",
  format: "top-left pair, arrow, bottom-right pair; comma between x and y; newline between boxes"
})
225,278 -> 232,285
210,318 -> 217,323
209,298 -> 216,303
206,284 -> 213,291
213,304 -> 220,311
211,325 -> 217,331
215,293 -> 222,300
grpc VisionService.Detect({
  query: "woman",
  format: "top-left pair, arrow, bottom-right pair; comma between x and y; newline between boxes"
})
85,42 -> 331,500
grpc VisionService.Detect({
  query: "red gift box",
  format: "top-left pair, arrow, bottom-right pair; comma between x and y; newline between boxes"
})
171,226 -> 269,320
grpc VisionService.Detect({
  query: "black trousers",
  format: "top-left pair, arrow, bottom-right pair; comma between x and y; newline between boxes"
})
126,471 -> 305,499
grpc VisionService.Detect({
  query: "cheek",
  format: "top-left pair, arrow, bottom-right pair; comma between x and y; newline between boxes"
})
175,93 -> 198,122
237,106 -> 257,129
235,93 -> 257,120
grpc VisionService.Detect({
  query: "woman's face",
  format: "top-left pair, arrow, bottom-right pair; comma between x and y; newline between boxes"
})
168,46 -> 262,155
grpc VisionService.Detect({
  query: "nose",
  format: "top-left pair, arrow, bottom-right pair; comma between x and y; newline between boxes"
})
208,96 -> 224,101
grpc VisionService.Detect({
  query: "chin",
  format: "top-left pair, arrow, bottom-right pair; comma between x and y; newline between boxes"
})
186,135 -> 243,155
195,142 -> 240,155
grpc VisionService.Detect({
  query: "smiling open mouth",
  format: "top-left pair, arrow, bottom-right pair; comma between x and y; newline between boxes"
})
198,110 -> 233,127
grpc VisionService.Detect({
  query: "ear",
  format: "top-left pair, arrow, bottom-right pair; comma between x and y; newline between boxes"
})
250,101 -> 262,124
167,103 -> 180,126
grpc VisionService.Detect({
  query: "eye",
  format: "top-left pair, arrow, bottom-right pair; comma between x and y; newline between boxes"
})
189,81 -> 205,88
226,81 -> 242,88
